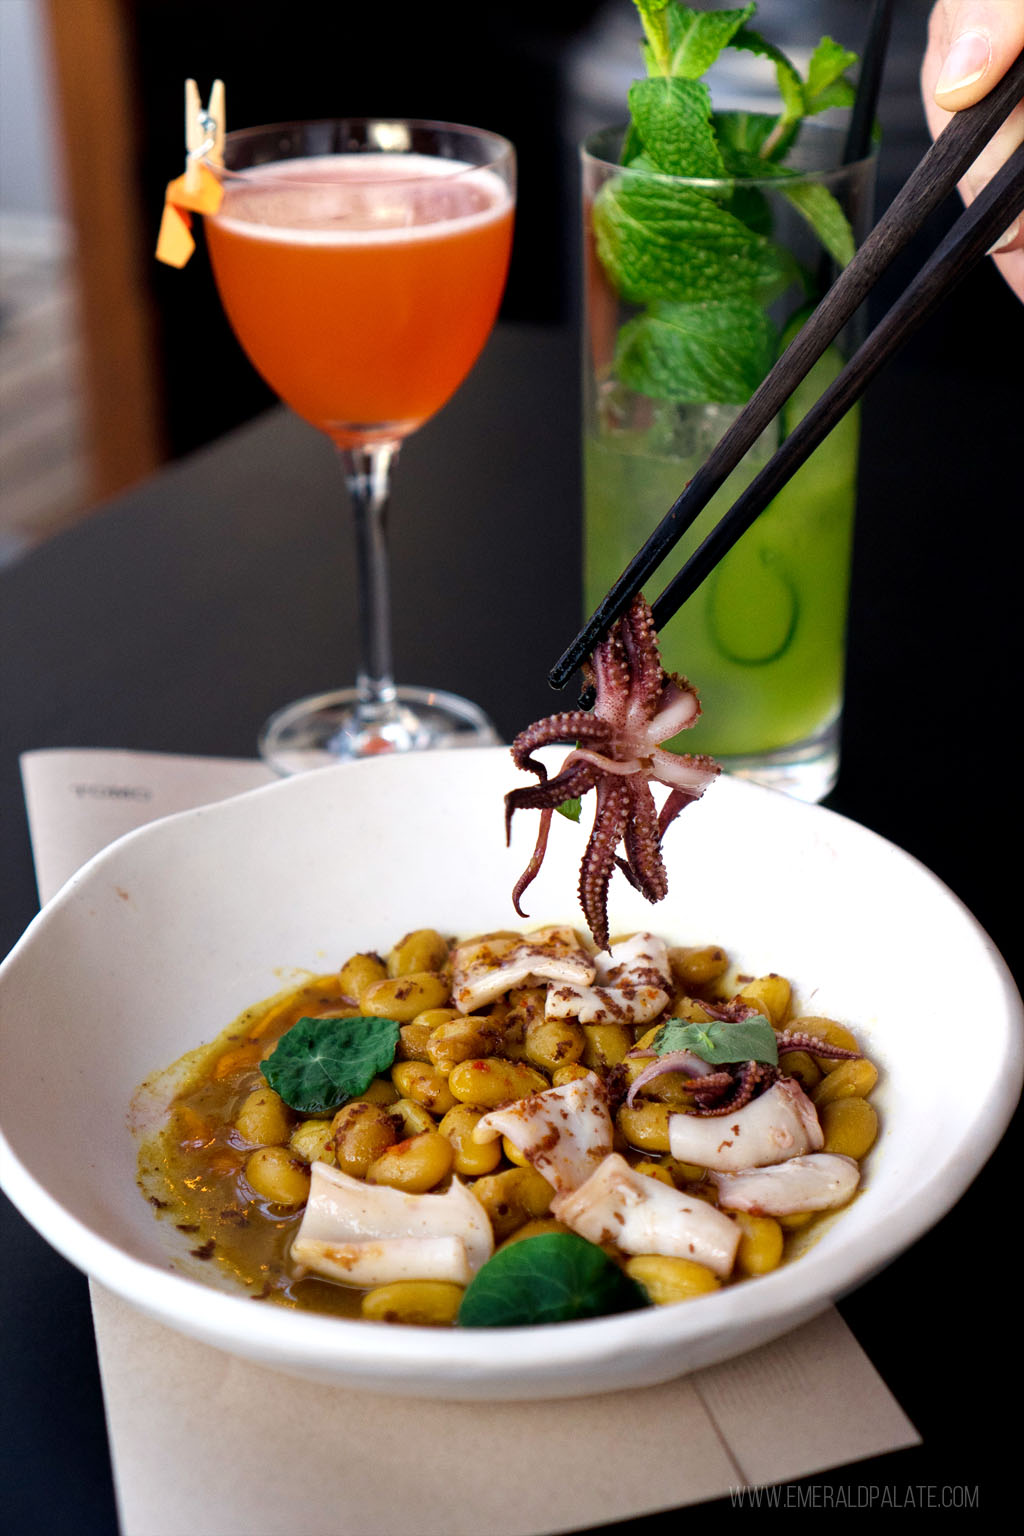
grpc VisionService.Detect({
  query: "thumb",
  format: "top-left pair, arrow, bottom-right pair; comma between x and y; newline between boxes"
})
931,0 -> 1024,110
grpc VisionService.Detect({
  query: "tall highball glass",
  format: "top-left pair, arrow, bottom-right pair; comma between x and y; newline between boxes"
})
582,123 -> 876,802
203,119 -> 515,773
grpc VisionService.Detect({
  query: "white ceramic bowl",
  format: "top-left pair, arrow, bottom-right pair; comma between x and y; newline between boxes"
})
1,747 -> 1020,1399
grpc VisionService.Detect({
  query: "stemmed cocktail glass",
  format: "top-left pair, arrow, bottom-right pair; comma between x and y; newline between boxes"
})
202,119 -> 515,772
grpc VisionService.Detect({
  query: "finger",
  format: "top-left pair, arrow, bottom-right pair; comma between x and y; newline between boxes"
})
921,3 -> 1024,256
965,100 -> 1024,249
990,244 -> 1024,300
932,0 -> 1024,110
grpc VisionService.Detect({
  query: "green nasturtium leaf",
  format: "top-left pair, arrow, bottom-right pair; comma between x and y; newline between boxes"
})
614,298 -> 777,404
261,1014 -> 400,1114
457,1234 -> 649,1328
652,1013 -> 779,1066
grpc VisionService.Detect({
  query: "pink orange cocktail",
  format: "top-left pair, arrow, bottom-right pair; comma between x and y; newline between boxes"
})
206,153 -> 514,446
201,121 -> 515,770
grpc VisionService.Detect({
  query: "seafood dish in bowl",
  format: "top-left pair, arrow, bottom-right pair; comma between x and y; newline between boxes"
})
1,744 -> 1020,1398
136,919 -> 879,1330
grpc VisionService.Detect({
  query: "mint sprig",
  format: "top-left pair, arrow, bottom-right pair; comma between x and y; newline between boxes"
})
596,2 -> 860,407
651,1012 -> 779,1066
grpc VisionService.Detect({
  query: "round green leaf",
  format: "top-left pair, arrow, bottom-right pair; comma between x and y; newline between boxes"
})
457,1234 -> 649,1328
260,1014 -> 400,1114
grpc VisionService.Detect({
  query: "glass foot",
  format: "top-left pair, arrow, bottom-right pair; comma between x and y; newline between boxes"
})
259,685 -> 501,775
716,720 -> 840,803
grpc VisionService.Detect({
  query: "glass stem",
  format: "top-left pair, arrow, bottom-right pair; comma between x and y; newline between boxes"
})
340,441 -> 401,728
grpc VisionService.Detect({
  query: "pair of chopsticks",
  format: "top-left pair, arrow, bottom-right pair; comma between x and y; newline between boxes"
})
549,42 -> 1024,692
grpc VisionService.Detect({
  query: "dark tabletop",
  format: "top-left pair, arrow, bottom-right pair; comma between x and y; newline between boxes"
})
2,288 -> 1021,1529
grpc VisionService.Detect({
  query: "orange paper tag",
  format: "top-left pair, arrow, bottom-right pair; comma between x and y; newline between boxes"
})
155,164 -> 224,267
155,200 -> 195,268
168,164 -> 224,215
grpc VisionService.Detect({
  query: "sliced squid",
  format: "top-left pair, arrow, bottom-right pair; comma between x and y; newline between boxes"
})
545,932 -> 672,1025
472,1074 -> 613,1194
451,925 -> 595,1013
667,1078 -> 824,1173
290,1161 -> 493,1288
551,1153 -> 739,1278
711,1154 -> 861,1215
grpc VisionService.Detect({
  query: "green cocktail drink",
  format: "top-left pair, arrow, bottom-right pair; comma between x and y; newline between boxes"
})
584,357 -> 859,763
580,5 -> 876,800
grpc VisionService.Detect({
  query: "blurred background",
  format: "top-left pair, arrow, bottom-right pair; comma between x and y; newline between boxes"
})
2,0 -> 943,564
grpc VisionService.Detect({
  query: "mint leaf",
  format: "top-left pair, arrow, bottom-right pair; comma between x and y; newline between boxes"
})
593,174 -> 793,307
805,36 -> 858,107
664,3 -> 757,79
634,0 -> 674,78
652,1013 -> 779,1066
628,77 -> 724,180
261,1014 -> 400,1113
615,299 -> 776,403
457,1234 -> 648,1327
730,25 -> 805,155
781,181 -> 855,267
556,797 -> 582,823
713,114 -> 856,267
713,109 -> 778,163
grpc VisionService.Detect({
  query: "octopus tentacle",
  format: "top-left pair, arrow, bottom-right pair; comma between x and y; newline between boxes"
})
775,1031 -> 862,1060
505,758 -> 602,837
563,749 -> 645,777
691,1061 -> 778,1117
510,711 -> 613,777
621,596 -> 667,722
695,998 -> 761,1023
511,808 -> 553,918
578,778 -> 631,952
685,1070 -> 735,1099
622,777 -> 667,903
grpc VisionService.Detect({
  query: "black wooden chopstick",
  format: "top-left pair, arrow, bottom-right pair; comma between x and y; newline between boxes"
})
549,45 -> 1024,690
651,140 -> 1024,632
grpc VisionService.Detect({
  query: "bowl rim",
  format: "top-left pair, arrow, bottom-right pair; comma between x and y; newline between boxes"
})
2,757 -> 1022,1382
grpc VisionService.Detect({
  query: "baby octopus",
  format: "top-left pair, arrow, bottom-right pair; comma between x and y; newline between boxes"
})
505,594 -> 719,950
623,1001 -> 865,1118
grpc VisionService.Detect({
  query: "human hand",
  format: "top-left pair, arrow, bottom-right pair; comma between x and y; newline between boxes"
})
922,0 -> 1024,300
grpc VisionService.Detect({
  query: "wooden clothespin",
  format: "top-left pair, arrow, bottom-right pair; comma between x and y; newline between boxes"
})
156,78 -> 226,267
184,78 -> 225,193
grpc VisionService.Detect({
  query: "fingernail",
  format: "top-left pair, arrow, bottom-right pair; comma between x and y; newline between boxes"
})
988,218 -> 1020,254
935,30 -> 991,95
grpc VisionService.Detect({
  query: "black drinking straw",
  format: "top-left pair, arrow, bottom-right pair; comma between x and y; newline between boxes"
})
845,0 -> 895,166
549,43 -> 1024,692
814,0 -> 894,292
